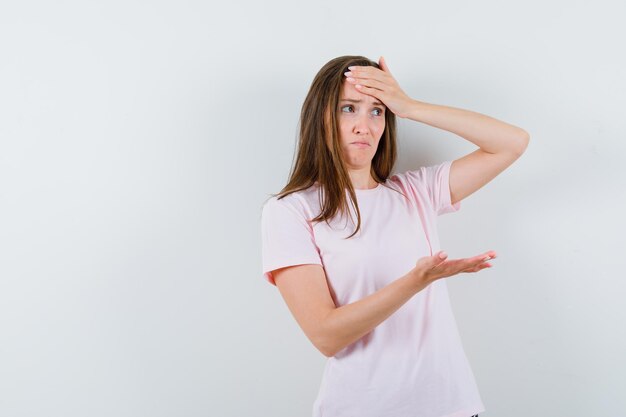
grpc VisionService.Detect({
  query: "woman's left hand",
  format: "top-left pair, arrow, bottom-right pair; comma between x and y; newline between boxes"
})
344,56 -> 414,118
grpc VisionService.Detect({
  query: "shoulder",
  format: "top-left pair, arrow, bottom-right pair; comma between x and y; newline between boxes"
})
394,161 -> 451,179
387,161 -> 452,190
262,185 -> 322,219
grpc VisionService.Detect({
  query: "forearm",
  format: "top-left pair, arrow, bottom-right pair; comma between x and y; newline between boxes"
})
319,271 -> 428,357
404,99 -> 529,155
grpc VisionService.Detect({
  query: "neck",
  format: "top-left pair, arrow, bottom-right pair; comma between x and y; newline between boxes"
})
349,167 -> 376,190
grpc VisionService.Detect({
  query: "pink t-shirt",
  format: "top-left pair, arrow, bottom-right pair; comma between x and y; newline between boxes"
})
260,161 -> 485,417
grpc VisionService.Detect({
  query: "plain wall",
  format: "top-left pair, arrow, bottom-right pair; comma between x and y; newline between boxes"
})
1,1 -> 625,416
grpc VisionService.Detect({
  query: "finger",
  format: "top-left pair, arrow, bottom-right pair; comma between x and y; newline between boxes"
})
441,257 -> 489,275
349,77 -> 387,91
347,66 -> 390,82
461,260 -> 493,273
354,83 -> 383,97
461,263 -> 491,273
472,255 -> 494,268
472,252 -> 496,263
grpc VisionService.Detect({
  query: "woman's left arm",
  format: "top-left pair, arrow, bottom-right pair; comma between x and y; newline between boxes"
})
345,56 -> 530,206
404,100 -> 530,206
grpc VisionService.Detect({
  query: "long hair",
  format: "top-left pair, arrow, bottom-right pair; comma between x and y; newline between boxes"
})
273,55 -> 400,239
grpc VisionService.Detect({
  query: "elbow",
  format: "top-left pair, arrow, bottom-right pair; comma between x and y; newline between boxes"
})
318,346 -> 335,358
315,334 -> 338,358
314,319 -> 339,358
312,340 -> 334,357
516,129 -> 530,156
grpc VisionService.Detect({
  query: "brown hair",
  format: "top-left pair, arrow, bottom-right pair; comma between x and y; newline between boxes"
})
272,55 -> 402,239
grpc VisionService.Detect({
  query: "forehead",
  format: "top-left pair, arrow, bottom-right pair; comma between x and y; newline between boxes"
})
339,80 -> 385,106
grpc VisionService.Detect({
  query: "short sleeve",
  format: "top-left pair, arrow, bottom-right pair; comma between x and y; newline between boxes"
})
260,196 -> 323,286
404,160 -> 461,216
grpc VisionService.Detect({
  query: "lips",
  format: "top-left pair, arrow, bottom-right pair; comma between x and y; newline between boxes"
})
351,141 -> 370,146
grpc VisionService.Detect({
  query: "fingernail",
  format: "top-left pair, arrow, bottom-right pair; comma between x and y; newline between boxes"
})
348,66 -> 354,70
439,251 -> 447,259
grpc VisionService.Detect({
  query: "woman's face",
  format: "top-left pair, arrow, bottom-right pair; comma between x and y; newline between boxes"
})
336,79 -> 386,170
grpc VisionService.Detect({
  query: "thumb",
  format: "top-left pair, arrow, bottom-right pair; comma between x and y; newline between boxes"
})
379,56 -> 391,73
432,250 -> 447,266
417,250 -> 447,268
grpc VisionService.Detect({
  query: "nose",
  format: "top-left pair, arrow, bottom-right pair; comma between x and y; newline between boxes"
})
352,111 -> 371,135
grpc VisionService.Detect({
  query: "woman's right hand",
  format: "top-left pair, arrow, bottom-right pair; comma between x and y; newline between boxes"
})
410,250 -> 497,285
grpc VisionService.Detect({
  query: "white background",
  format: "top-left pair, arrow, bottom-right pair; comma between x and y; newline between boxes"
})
1,1 -> 625,416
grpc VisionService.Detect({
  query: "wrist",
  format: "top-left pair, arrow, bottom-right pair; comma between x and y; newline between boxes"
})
404,269 -> 431,294
403,99 -> 430,121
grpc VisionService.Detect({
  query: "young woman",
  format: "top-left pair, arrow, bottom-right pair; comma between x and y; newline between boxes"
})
261,55 -> 529,417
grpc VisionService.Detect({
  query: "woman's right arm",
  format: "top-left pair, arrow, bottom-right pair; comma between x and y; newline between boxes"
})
273,250 -> 496,357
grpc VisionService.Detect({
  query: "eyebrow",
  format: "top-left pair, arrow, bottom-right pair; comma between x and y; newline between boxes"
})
339,98 -> 385,107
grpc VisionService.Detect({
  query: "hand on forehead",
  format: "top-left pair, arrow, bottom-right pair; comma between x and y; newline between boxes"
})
341,80 -> 385,107
343,56 -> 413,118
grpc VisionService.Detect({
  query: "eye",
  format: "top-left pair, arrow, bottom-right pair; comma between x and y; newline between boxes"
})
340,105 -> 354,113
340,105 -> 384,116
